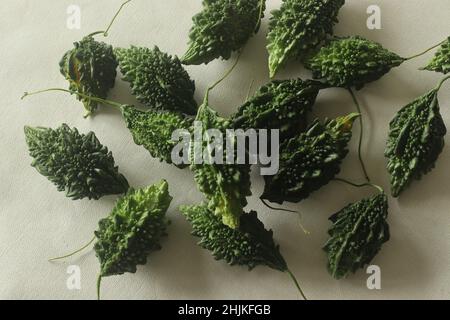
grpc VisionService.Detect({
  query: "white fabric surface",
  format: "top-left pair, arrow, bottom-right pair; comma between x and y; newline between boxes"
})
1,0 -> 449,300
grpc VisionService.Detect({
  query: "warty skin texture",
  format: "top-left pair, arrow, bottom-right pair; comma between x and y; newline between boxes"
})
423,37 -> 450,74
180,204 -> 288,272
267,0 -> 345,78
306,36 -> 406,89
323,193 -> 390,279
94,180 -> 172,278
182,0 -> 266,65
385,89 -> 447,197
121,105 -> 193,168
59,36 -> 118,117
24,124 -> 129,200
115,46 -> 198,115
262,113 -> 359,204
232,79 -> 324,139
191,102 -> 252,230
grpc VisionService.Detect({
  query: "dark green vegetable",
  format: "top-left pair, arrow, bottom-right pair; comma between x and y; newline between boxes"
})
323,192 -> 390,279
122,105 -> 193,168
262,113 -> 359,204
182,0 -> 266,65
181,204 -> 307,299
306,36 -> 405,89
267,0 -> 345,78
59,36 -> 118,117
24,124 -> 129,200
422,37 -> 450,74
192,100 -> 252,229
385,88 -> 447,197
94,180 -> 172,297
115,46 -> 198,115
232,79 -> 324,139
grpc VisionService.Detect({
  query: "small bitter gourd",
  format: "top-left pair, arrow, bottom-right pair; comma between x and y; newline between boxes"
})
422,37 -> 450,74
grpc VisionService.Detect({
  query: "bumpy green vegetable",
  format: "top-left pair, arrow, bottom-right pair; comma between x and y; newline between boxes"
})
191,102 -> 252,229
306,36 -> 405,89
115,46 -> 197,115
59,36 -> 118,117
232,79 -> 324,138
181,204 -> 287,271
94,180 -> 172,279
267,0 -> 345,78
385,89 -> 446,197
121,105 -> 193,168
422,37 -> 450,74
182,0 -> 266,65
262,114 -> 359,204
323,193 -> 390,279
24,124 -> 129,200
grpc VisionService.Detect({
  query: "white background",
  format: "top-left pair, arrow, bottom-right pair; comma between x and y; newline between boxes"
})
1,0 -> 449,300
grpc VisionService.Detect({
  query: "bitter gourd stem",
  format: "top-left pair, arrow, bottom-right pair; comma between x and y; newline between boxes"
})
348,88 -> 371,183
286,269 -> 307,300
254,0 -> 265,33
260,199 -> 310,235
97,275 -> 102,301
87,0 -> 133,38
22,88 -> 123,110
436,75 -> 450,92
405,38 -> 446,61
333,178 -> 384,194
49,236 -> 96,262
204,51 -> 243,105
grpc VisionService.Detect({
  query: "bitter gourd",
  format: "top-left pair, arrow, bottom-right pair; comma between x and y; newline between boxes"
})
423,37 -> 450,74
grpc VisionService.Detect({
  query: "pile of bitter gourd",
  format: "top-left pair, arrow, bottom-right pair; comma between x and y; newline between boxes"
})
22,0 -> 450,299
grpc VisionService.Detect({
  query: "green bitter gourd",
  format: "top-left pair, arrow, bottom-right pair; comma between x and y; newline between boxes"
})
182,0 -> 266,65
24,124 -> 129,200
262,113 -> 359,204
267,0 -> 345,78
115,46 -> 198,115
422,37 -> 450,74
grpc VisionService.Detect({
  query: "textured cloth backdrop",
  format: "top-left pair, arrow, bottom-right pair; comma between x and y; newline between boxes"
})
0,0 -> 449,300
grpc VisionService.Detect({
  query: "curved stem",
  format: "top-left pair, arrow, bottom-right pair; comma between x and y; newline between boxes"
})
87,0 -> 132,38
49,236 -> 96,262
348,89 -> 371,183
260,199 -> 310,235
333,178 -> 384,194
204,51 -> 243,104
97,275 -> 102,301
22,88 -> 123,110
254,0 -> 265,33
286,269 -> 307,300
405,38 -> 446,61
436,75 -> 450,92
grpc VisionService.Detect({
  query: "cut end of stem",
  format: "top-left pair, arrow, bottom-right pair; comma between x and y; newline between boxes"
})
97,274 -> 102,301
286,269 -> 307,301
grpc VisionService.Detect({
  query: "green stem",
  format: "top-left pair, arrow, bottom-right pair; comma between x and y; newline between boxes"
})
204,51 -> 243,105
260,198 -> 298,214
22,88 -> 123,110
97,275 -> 102,301
49,236 -> 96,262
286,269 -> 307,300
333,178 -> 384,194
87,0 -> 132,38
405,38 -> 446,61
254,0 -> 265,33
436,75 -> 450,92
348,88 -> 371,183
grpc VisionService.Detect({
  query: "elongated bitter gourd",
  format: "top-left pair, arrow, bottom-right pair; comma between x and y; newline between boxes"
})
115,46 -> 198,115
232,79 -> 324,138
182,0 -> 266,65
306,36 -> 405,89
261,114 -> 359,204
94,180 -> 172,279
24,124 -> 129,200
121,105 -> 193,168
385,89 -> 446,197
181,204 -> 287,271
267,0 -> 345,78
191,102 -> 252,229
423,37 -> 450,74
323,193 -> 390,279
59,36 -> 118,117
